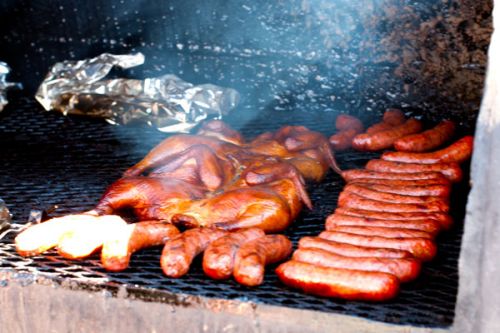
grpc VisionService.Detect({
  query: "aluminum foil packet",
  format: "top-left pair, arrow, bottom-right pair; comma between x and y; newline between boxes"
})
0,61 -> 21,112
35,53 -> 240,132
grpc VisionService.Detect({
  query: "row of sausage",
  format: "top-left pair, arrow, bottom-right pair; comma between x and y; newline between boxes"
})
276,111 -> 473,301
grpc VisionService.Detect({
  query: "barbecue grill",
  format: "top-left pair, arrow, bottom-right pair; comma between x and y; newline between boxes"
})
0,1 -> 495,332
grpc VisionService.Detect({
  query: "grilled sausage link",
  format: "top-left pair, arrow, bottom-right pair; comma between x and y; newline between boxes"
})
341,169 -> 449,183
319,231 -> 437,261
298,236 -> 413,259
343,184 -> 449,205
353,118 -> 422,151
365,109 -> 406,134
233,235 -> 292,286
293,248 -> 421,282
383,108 -> 406,126
325,214 -> 442,236
382,108 -> 406,126
383,135 -> 474,164
329,225 -> 434,240
329,115 -> 364,151
345,182 -> 451,198
349,178 -> 451,187
202,228 -> 265,280
365,159 -> 463,182
334,207 -> 452,229
102,221 -> 180,271
335,114 -> 364,132
330,129 -> 361,151
276,260 -> 400,301
365,122 -> 393,135
161,228 -> 227,278
394,120 -> 456,152
338,191 -> 449,213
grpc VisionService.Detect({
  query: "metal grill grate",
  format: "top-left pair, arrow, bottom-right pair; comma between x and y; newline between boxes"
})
0,96 -> 470,328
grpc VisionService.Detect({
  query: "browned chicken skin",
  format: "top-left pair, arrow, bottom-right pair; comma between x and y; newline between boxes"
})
15,120 -> 338,282
96,122 -> 319,231
125,121 -> 339,183
171,179 -> 302,233
196,119 -> 245,145
123,134 -> 237,179
94,177 -> 206,221
248,125 -> 341,176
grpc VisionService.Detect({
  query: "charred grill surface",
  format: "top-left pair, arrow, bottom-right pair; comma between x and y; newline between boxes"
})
0,97 -> 471,328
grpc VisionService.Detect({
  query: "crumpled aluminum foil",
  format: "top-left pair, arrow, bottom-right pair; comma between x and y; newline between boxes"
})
0,199 -> 12,234
35,53 -> 240,132
0,61 -> 21,112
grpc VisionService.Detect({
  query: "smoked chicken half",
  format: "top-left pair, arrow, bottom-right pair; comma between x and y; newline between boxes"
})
15,120 -> 339,285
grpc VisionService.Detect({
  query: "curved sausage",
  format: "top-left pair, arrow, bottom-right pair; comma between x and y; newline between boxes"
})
383,135 -> 474,164
353,119 -> 422,151
293,248 -> 421,282
202,228 -> 265,280
330,129 -> 360,151
345,182 -> 451,198
335,114 -> 364,132
276,260 -> 400,301
319,231 -> 437,261
394,120 -> 456,152
298,236 -> 413,259
365,159 -> 463,182
334,207 -> 452,230
338,191 -> 449,213
341,169 -> 449,183
325,214 -> 442,236
161,228 -> 227,278
233,235 -> 292,286
330,115 -> 364,151
383,109 -> 406,126
343,184 -> 449,205
365,109 -> 406,135
366,122 -> 393,135
101,221 -> 180,271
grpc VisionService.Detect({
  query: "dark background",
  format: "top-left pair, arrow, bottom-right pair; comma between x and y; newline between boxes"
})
0,0 -> 492,126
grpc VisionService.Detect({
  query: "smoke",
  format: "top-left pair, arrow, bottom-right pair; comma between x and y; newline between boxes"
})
0,0 -> 491,135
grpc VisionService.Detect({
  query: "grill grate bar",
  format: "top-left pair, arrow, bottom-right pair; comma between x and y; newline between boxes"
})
0,97 -> 469,328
